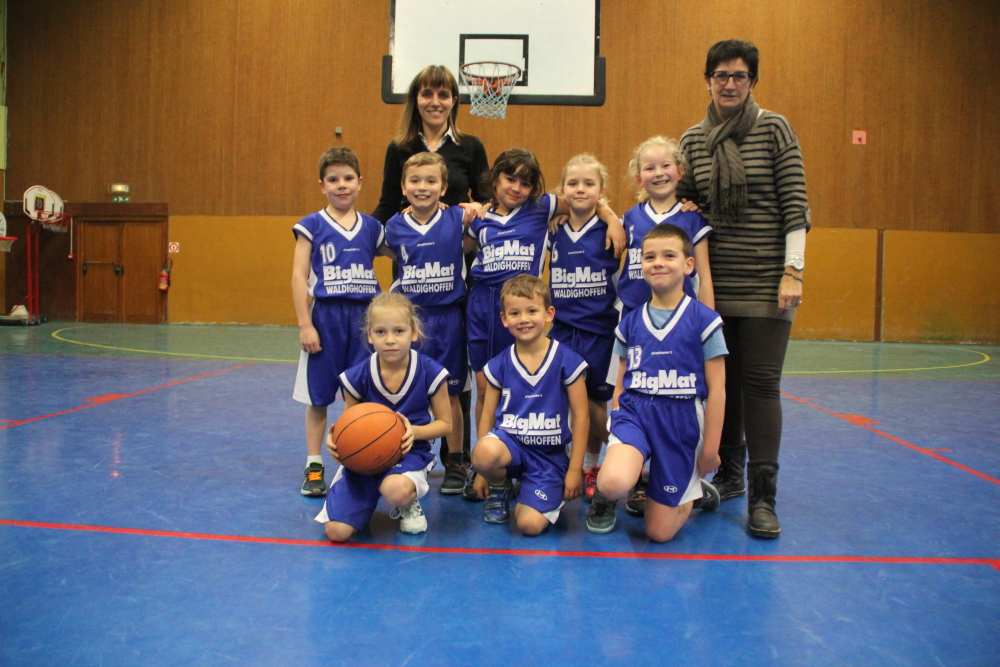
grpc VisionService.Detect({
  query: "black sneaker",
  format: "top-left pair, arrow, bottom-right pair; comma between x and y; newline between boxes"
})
625,475 -> 647,517
692,479 -> 721,512
441,459 -> 468,495
300,462 -> 327,497
586,490 -> 617,533
462,465 -> 483,501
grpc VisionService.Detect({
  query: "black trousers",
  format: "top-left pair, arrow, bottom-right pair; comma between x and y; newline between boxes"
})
719,316 -> 792,463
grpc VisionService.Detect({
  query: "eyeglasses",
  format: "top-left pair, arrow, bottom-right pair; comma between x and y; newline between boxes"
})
709,70 -> 753,85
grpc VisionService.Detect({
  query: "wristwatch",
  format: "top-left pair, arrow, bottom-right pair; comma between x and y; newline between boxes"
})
786,257 -> 805,271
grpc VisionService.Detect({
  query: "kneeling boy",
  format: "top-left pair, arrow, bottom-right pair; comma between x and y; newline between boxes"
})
597,224 -> 727,542
471,274 -> 590,535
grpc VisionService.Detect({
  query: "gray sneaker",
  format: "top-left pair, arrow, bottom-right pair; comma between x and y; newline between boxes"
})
693,479 -> 721,512
462,465 -> 483,502
586,490 -> 617,533
391,499 -> 427,534
300,462 -> 327,497
625,475 -> 647,517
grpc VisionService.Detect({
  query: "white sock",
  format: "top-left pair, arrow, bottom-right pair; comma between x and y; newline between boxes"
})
307,455 -> 323,467
584,452 -> 600,470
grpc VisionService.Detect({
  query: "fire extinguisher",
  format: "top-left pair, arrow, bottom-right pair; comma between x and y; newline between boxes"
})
158,258 -> 172,292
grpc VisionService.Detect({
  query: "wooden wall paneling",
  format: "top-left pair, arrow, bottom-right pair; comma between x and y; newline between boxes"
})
758,1 -> 848,233
791,228 -> 877,341
962,4 -> 1000,234
882,231 -> 1000,343
122,221 -> 167,323
282,0 -> 398,218
146,0 -> 240,215
166,215 -> 297,325
8,1 -> 102,204
233,0 -> 308,216
6,0 -> 1000,231
227,0 -> 399,217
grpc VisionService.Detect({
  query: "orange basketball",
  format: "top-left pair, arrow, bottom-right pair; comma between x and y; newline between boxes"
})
331,403 -> 405,475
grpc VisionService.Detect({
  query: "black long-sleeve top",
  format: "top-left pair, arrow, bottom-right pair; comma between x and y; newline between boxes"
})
371,133 -> 490,223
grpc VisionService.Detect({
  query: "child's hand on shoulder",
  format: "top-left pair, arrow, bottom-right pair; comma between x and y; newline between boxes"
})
563,468 -> 583,501
300,325 -> 321,353
458,202 -> 487,226
397,414 -> 414,457
596,203 -> 627,257
548,213 -> 569,235
325,425 -> 341,464
698,451 -> 720,477
679,199 -> 701,213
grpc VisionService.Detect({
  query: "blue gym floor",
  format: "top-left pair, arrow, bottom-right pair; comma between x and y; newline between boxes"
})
2,324 -> 999,666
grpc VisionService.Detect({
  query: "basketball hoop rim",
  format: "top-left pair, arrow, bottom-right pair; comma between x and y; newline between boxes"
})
459,61 -> 522,84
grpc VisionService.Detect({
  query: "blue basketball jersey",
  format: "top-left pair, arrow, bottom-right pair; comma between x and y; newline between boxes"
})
545,214 -> 620,335
615,296 -> 722,399
293,209 -> 384,301
468,194 -> 556,285
339,350 -> 450,453
483,339 -> 588,448
618,203 -> 712,311
385,207 -> 467,307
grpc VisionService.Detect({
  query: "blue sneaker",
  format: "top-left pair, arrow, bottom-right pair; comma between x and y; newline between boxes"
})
483,480 -> 513,524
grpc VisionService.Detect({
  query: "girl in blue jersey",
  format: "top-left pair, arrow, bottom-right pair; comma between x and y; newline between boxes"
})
619,137 -> 715,320
317,293 -> 453,541
384,151 -> 480,495
466,148 -> 626,439
544,154 -> 621,527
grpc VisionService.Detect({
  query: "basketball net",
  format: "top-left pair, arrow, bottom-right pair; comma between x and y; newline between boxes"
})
0,212 -> 13,252
23,185 -> 69,233
459,62 -> 522,120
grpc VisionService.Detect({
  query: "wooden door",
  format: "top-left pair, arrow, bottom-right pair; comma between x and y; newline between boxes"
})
78,220 -> 167,323
122,222 -> 166,324
79,222 -> 121,322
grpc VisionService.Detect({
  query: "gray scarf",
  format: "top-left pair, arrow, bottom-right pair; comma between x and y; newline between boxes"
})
699,94 -> 760,227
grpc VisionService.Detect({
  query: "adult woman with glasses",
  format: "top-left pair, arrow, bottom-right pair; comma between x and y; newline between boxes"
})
677,39 -> 811,539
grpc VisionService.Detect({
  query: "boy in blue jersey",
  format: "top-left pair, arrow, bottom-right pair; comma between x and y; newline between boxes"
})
470,274 -> 590,535
544,154 -> 621,532
384,152 -> 478,494
596,224 -> 727,541
292,146 -> 387,497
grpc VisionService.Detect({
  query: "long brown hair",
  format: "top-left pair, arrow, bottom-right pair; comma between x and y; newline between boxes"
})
393,66 -> 464,148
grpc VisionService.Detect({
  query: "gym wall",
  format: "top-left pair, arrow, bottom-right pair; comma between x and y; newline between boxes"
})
4,0 -> 999,342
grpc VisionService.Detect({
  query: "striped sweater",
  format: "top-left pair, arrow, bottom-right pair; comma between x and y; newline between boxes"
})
677,111 -> 810,322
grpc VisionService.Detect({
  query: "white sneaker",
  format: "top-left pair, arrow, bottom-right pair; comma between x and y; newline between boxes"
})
391,499 -> 427,535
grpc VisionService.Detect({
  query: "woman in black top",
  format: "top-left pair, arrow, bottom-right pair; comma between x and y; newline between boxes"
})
372,65 -> 489,222
372,65 -> 489,499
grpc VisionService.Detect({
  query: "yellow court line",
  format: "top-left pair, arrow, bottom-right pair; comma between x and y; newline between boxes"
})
784,348 -> 991,374
50,327 -> 298,363
51,328 -> 992,373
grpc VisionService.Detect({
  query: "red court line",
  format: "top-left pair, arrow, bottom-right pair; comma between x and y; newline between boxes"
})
0,363 -> 254,430
782,391 -> 1000,486
2,519 -> 998,570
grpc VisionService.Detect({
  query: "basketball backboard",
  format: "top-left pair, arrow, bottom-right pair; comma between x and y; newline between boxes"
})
383,0 -> 604,106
